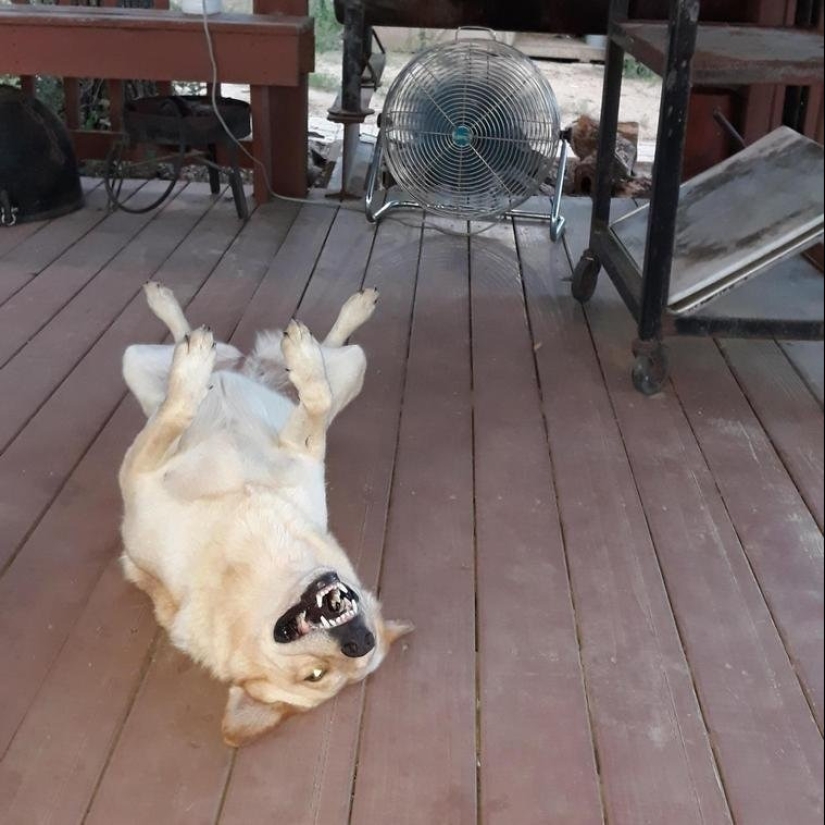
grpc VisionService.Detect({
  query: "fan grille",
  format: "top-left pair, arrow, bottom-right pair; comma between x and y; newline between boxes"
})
381,39 -> 561,220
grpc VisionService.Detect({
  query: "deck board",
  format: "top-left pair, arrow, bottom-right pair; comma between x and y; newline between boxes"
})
720,338 -> 824,531
0,179 -> 151,362
0,186 -> 822,825
470,222 -> 604,824
586,288 -> 824,825
670,339 -> 824,729
518,204 -> 734,825
0,188 -> 245,573
348,218 -> 478,825
0,178 -> 106,305
780,340 -> 824,407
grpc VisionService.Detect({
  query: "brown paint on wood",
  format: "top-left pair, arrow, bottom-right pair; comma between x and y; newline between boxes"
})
719,338 -> 824,531
0,563 -> 157,825
0,181 -> 199,454
585,282 -> 823,825
0,7 -> 313,84
470,222 -> 604,824
670,338 -> 824,728
0,178 -> 106,305
348,218 -> 477,825
0,180 -> 149,367
518,201 -> 733,825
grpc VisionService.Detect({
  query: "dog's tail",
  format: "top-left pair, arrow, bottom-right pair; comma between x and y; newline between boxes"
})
242,330 -> 291,392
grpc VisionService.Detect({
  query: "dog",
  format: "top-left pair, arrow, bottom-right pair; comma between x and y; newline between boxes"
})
118,282 -> 412,747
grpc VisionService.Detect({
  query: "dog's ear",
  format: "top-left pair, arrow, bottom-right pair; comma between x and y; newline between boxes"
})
222,686 -> 298,748
381,619 -> 415,647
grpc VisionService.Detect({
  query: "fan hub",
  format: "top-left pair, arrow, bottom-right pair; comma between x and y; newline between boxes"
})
452,125 -> 473,149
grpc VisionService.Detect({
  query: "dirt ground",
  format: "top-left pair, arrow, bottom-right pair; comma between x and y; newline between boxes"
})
307,50 -> 662,145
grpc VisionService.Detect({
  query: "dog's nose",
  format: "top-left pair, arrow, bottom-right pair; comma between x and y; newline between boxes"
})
341,629 -> 375,658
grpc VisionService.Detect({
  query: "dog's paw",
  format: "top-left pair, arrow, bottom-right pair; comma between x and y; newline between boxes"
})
168,325 -> 216,408
340,288 -> 379,330
282,320 -> 331,416
143,280 -> 178,315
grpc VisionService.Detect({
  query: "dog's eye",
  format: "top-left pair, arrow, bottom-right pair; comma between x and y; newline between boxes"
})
304,667 -> 327,683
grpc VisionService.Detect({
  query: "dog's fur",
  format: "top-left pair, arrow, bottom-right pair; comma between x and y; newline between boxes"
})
118,282 -> 411,747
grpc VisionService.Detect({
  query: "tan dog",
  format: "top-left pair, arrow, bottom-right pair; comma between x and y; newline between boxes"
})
118,282 -> 411,747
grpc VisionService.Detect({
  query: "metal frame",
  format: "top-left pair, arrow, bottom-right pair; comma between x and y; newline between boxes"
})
365,126 -> 570,242
572,0 -> 824,395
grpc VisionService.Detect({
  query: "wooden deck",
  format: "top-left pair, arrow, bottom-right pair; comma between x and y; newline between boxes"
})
0,180 -> 822,825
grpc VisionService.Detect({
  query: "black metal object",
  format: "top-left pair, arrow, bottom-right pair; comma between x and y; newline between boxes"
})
333,0 -> 612,35
571,0 -> 824,395
105,95 -> 251,220
0,84 -> 84,226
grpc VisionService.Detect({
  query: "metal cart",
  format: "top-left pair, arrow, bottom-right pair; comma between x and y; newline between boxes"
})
571,0 -> 824,394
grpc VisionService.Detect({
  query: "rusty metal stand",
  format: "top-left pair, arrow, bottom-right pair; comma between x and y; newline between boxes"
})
572,0 -> 824,395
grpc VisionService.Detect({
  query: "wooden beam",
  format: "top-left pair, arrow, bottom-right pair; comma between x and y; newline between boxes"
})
0,6 -> 314,85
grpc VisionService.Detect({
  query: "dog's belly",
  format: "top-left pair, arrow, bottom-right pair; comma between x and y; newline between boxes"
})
122,370 -> 329,599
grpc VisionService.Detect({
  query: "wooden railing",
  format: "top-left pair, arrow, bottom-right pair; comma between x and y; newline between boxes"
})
1,0 -> 314,201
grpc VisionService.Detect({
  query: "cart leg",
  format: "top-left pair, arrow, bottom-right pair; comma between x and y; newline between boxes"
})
631,338 -> 670,395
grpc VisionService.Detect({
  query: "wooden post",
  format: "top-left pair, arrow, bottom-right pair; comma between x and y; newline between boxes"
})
251,0 -> 311,200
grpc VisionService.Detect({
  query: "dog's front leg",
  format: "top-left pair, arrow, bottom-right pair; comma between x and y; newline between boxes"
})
278,320 -> 332,461
120,327 -> 216,481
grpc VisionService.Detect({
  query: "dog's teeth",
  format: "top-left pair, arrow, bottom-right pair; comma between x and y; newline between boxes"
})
352,601 -> 359,615
320,616 -> 330,629
316,593 -> 324,607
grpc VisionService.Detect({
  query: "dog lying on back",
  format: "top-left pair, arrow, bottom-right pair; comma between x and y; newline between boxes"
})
118,282 -> 411,747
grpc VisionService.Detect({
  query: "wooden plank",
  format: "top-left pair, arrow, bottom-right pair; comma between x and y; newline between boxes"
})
470,222 -> 603,824
0,177 -> 101,263
585,283 -> 824,825
0,178 -> 110,307
779,340 -> 824,407
222,212 -> 422,824
0,563 -> 158,825
0,221 -> 43,262
0,179 -> 151,365
84,205 -> 345,825
0,198 -> 293,760
348,218 -> 477,825
83,640 -> 232,825
0,6 -> 313,85
0,181 -> 201,454
719,338 -> 824,531
670,339 -> 824,729
517,202 -> 733,825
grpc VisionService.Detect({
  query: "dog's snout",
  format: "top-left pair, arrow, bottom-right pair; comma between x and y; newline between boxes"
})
341,629 -> 375,658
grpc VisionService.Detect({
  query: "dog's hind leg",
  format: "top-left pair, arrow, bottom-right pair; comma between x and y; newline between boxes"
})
323,288 -> 379,347
120,327 -> 216,481
144,280 -> 191,342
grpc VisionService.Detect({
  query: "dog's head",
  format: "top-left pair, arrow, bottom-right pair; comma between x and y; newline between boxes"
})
216,560 -> 412,747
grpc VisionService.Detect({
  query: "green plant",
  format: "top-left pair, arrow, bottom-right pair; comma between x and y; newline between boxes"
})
309,71 -> 339,92
623,56 -> 657,81
310,0 -> 342,52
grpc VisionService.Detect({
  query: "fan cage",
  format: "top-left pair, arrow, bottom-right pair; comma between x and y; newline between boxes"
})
380,38 -> 562,221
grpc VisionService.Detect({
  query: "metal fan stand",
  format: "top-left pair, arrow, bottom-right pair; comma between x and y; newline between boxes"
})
363,28 -> 570,241
364,125 -> 570,241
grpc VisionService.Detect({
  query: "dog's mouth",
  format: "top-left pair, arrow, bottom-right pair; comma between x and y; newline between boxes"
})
274,572 -> 361,643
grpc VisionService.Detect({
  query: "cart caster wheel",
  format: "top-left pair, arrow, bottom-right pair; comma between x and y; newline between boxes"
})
631,341 -> 670,396
571,252 -> 601,303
